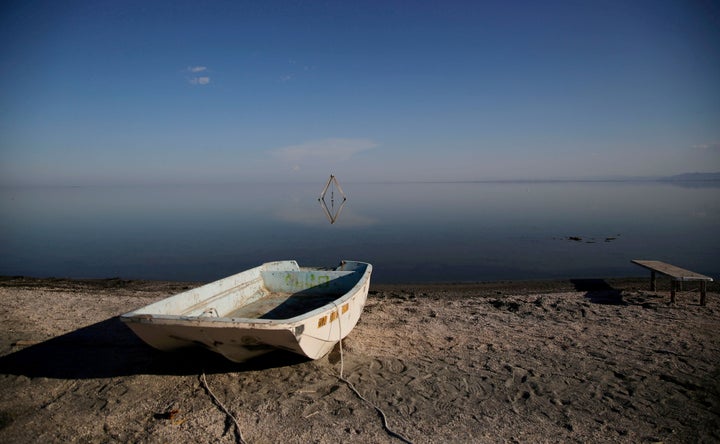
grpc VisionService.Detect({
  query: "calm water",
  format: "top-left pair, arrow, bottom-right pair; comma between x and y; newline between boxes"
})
1,181 -> 718,283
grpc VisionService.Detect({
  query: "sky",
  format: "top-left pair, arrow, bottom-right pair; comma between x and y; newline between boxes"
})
1,0 -> 719,185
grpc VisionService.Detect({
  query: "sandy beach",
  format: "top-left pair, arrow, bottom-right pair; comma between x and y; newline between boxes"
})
0,276 -> 718,443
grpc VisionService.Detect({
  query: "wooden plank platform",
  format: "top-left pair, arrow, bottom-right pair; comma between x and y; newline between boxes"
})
632,260 -> 714,305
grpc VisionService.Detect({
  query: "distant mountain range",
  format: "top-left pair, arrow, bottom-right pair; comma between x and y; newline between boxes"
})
660,172 -> 720,182
413,173 -> 720,184
466,172 -> 720,183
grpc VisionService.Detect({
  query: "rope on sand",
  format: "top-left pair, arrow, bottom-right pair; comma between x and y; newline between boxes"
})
333,303 -> 414,444
200,371 -> 247,444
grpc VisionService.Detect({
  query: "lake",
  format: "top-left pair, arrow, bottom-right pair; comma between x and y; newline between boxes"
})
1,181 -> 718,283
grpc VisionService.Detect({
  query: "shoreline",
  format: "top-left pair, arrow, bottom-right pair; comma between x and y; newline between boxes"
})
1,276 -> 718,442
5,273 -> 713,290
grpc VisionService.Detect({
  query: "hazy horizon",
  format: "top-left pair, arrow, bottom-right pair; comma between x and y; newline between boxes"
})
1,1 -> 719,186
2,171 -> 719,189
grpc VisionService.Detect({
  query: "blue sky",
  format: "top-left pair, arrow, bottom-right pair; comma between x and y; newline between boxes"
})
1,0 -> 719,185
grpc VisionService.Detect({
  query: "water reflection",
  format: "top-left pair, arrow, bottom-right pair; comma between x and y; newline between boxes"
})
0,181 -> 717,282
319,198 -> 346,224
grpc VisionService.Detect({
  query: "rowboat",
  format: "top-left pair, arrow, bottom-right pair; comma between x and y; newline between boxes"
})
120,260 -> 372,363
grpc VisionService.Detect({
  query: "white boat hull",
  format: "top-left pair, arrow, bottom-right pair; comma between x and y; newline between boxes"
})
121,260 -> 372,363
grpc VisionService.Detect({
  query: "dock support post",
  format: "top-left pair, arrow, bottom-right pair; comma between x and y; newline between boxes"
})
670,281 -> 676,304
650,271 -> 657,291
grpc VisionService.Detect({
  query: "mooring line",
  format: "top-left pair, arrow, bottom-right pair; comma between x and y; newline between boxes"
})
200,371 -> 246,444
332,302 -> 414,444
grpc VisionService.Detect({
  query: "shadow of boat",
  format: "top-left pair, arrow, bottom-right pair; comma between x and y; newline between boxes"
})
0,317 -> 308,379
570,279 -> 626,305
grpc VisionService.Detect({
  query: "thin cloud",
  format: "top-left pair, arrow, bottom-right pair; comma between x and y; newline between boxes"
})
691,142 -> 720,152
185,66 -> 210,85
189,76 -> 210,85
272,138 -> 378,164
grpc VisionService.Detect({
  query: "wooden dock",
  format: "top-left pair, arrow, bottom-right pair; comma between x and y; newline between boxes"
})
632,260 -> 713,305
